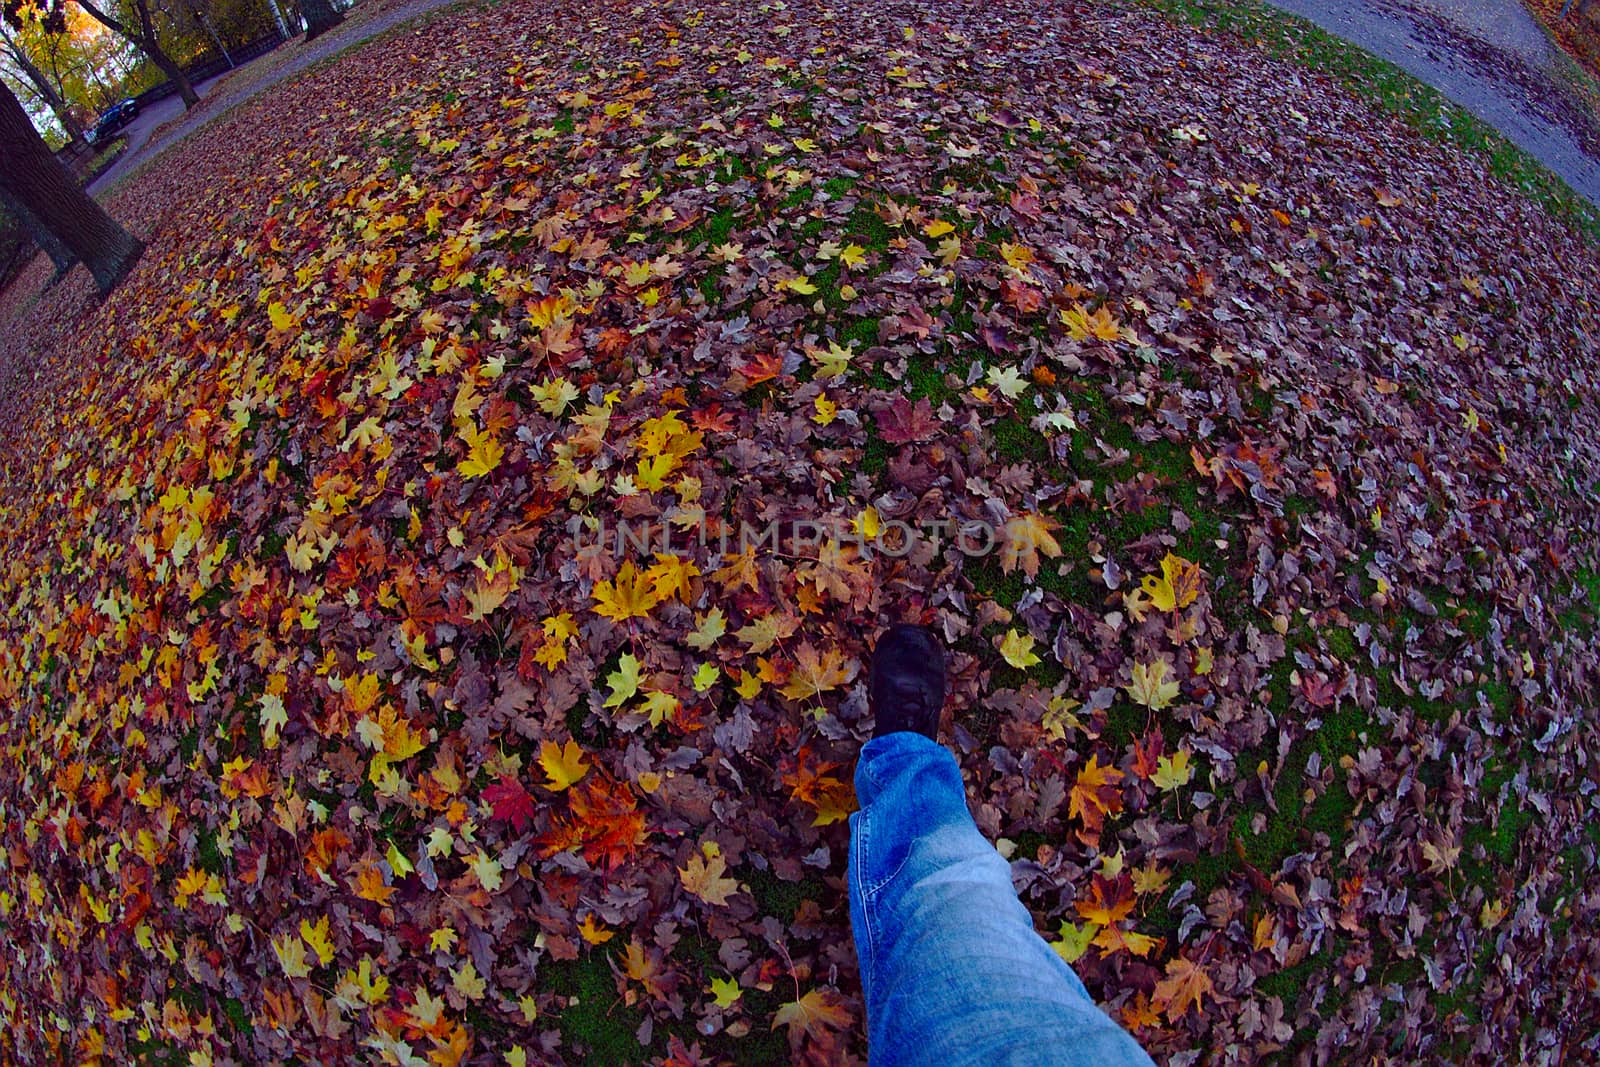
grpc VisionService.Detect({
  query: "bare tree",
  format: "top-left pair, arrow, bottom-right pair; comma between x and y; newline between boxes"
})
0,80 -> 141,293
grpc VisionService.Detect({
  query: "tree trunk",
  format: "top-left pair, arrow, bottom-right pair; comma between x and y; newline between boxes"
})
300,0 -> 344,41
73,0 -> 203,110
0,82 -> 142,294
0,186 -> 78,274
142,41 -> 202,109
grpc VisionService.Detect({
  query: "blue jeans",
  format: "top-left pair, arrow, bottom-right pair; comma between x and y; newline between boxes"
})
848,732 -> 1157,1067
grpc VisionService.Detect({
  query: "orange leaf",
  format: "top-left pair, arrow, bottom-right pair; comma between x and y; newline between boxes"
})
1068,755 -> 1124,843
352,864 -> 396,906
1152,955 -> 1214,1022
999,512 -> 1062,578
1075,873 -> 1135,927
772,988 -> 851,1043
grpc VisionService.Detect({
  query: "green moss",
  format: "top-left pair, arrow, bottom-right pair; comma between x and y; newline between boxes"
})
1462,803 -> 1534,876
838,315 -> 881,349
992,416 -> 1049,464
822,175 -> 858,198
1559,566 -> 1599,636
860,426 -> 888,476
742,866 -> 823,922
1098,702 -> 1145,750
127,1038 -> 188,1066
671,935 -> 789,1063
222,997 -> 252,1036
905,356 -> 954,403
1322,626 -> 1357,661
845,200 -> 893,251
195,825 -> 225,874
779,185 -> 813,210
1011,830 -> 1049,860
1255,946 -> 1333,1002
701,207 -> 739,249
991,656 -> 1067,693
542,950 -> 649,1066
971,559 -> 1027,608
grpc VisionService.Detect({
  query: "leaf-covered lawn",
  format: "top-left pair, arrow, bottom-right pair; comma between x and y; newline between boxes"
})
2,0 -> 1598,1063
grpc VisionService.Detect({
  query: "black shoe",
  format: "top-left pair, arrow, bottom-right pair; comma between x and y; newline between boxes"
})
869,624 -> 947,740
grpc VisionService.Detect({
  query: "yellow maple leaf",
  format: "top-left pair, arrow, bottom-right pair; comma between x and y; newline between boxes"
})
451,960 -> 487,1002
645,552 -> 699,603
577,913 -> 614,945
592,561 -> 661,621
686,607 -> 727,650
808,339 -> 855,378
538,739 -> 590,791
603,653 -> 643,708
1094,924 -> 1158,958
1052,920 -> 1097,963
779,643 -> 857,701
1068,754 -> 1125,837
1140,553 -> 1203,613
1060,303 -> 1121,342
777,275 -> 818,296
273,932 -> 311,978
998,629 -> 1041,669
300,915 -> 336,967
923,219 -> 956,238
710,976 -> 742,1008
458,427 -> 504,479
352,864 -> 397,906
999,512 -> 1063,578
267,301 -> 297,332
838,243 -> 867,269
999,241 -> 1035,273
679,845 -> 741,906
1126,658 -> 1180,710
1151,749 -> 1194,791
641,689 -> 680,726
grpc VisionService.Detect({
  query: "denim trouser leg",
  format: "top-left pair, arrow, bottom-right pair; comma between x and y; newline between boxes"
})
848,732 -> 1157,1067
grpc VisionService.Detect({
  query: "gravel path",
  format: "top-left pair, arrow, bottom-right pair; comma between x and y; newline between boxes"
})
89,0 -> 461,192
1262,0 -> 1600,205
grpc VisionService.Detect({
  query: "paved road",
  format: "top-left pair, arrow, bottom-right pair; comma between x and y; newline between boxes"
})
1262,0 -> 1600,206
89,0 -> 459,192
96,69 -> 234,173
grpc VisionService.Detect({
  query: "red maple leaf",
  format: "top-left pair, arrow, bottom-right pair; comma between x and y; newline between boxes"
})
690,403 -> 736,433
1130,728 -> 1164,781
483,775 -> 538,834
876,396 -> 938,444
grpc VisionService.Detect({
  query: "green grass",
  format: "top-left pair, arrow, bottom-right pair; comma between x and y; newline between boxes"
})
1127,0 -> 1600,244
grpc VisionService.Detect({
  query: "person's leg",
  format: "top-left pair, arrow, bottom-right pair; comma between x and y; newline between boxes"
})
849,731 -> 1156,1067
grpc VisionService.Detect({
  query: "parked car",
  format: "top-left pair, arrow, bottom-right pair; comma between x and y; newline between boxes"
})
86,100 -> 139,146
